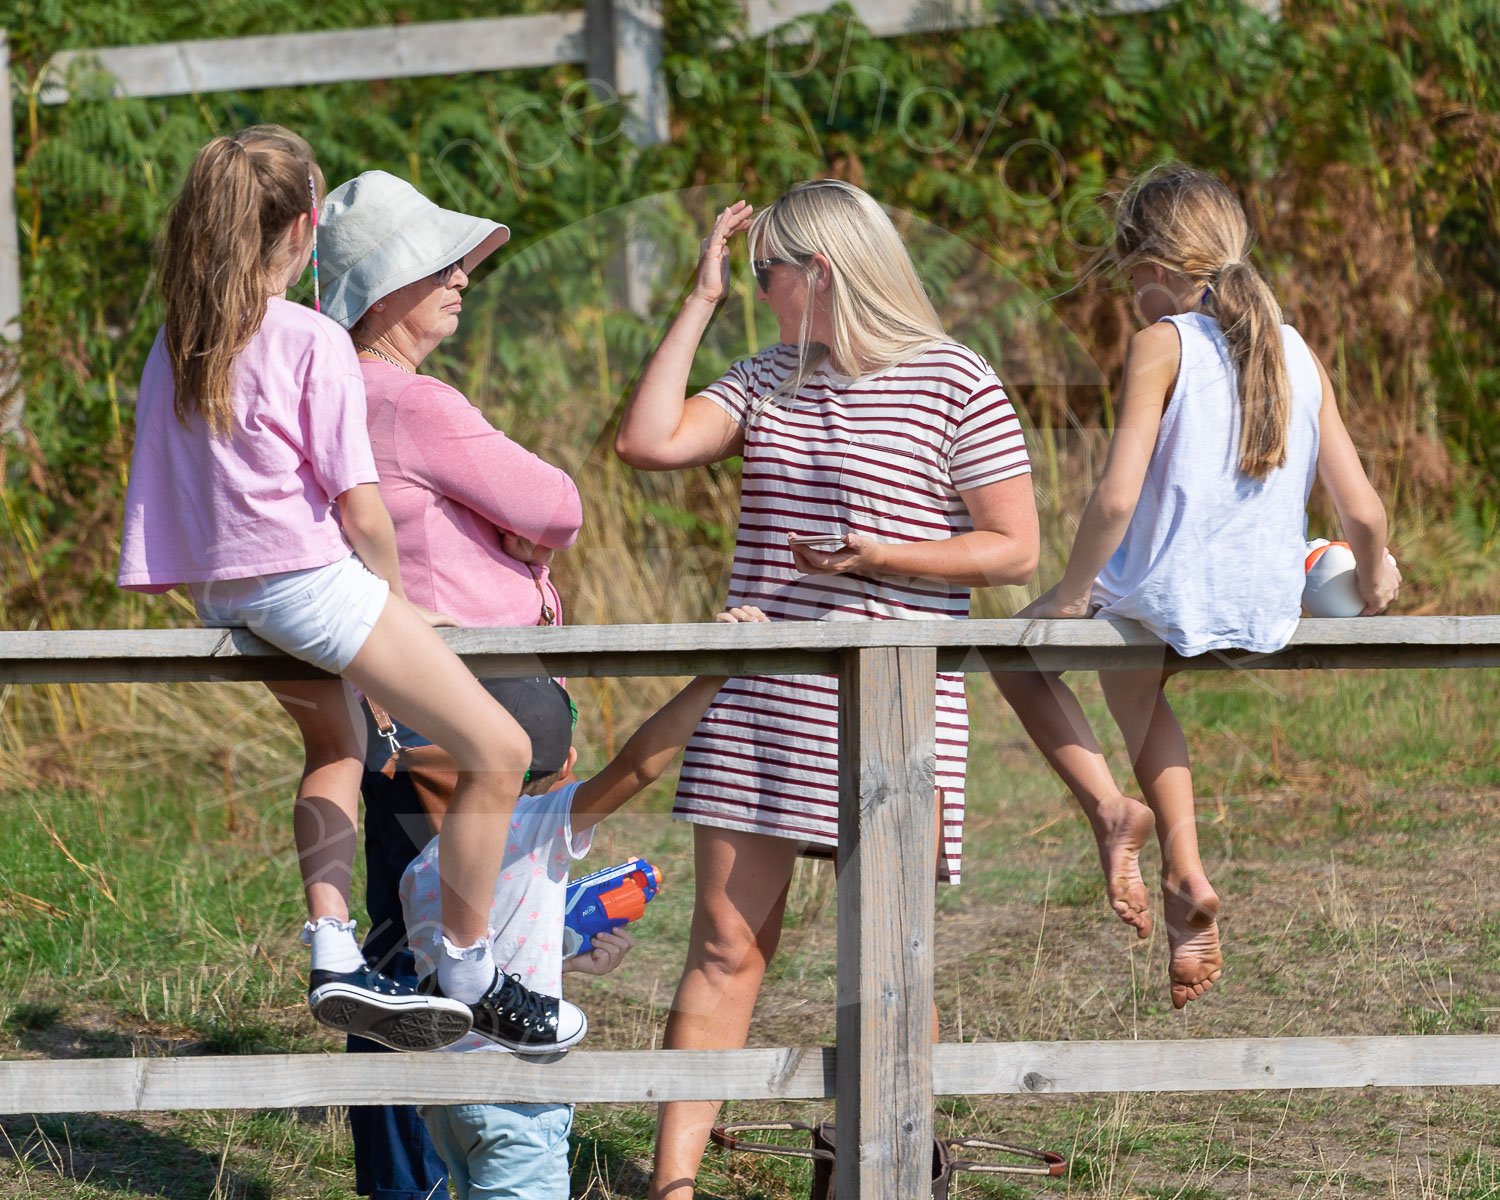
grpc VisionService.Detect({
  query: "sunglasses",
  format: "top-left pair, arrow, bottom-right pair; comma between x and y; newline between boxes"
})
432,258 -> 465,287
752,255 -> 809,291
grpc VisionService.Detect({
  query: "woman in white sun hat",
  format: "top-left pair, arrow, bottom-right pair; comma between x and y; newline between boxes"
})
317,171 -> 586,1200
318,171 -> 580,632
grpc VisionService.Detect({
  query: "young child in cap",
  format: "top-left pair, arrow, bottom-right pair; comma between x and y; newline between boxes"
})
401,606 -> 768,1199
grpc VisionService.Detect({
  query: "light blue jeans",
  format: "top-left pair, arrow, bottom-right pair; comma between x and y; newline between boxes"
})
417,1102 -> 572,1199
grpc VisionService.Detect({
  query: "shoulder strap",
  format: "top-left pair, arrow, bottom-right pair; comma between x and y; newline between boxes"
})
365,697 -> 405,757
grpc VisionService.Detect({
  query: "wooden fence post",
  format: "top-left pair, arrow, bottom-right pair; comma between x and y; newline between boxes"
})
585,0 -> 668,149
586,0 -> 668,315
836,645 -> 937,1198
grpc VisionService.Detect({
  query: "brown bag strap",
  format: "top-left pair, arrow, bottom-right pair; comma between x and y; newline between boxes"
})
366,696 -> 405,758
530,567 -> 556,626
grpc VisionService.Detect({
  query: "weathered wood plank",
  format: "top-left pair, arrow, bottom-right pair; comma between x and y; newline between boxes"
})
3,1036 -> 1496,1114
39,14 -> 590,104
745,0 -> 1279,38
837,646 -> 937,1199
932,1035 -> 1500,1094
0,1048 -> 836,1114
36,0 -> 1280,106
2,617 -> 1499,685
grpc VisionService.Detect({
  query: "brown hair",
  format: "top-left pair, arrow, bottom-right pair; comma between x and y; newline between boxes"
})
1114,165 -> 1290,480
159,125 -> 323,436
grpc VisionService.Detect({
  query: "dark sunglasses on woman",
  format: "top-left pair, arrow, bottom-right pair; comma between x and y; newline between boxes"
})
752,255 -> 809,291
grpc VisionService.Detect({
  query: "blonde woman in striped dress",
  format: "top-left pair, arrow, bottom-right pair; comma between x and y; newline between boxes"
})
615,180 -> 1040,1200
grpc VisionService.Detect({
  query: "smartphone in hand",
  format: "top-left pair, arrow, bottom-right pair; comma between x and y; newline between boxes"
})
788,533 -> 848,554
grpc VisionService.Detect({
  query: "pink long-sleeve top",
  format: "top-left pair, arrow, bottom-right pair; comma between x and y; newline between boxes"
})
362,361 -> 582,627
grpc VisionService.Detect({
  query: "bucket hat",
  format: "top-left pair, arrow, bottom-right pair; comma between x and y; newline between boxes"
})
317,170 -> 510,330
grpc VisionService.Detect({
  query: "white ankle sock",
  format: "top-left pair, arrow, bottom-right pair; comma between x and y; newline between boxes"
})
303,917 -> 364,974
437,935 -> 496,1004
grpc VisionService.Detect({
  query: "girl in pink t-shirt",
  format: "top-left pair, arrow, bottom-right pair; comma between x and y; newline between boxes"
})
119,127 -> 582,1055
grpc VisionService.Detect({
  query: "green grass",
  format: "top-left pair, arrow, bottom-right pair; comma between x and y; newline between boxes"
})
4,666 -> 1500,1197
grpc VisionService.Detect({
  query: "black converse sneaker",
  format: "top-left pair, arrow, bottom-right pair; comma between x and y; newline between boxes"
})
420,970 -> 587,1054
309,964 -> 473,1051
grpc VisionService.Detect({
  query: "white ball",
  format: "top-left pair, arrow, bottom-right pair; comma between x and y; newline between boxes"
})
1303,541 -> 1362,616
1302,540 -> 1397,617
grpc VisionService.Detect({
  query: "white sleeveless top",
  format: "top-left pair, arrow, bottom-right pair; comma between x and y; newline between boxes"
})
1092,311 -> 1322,656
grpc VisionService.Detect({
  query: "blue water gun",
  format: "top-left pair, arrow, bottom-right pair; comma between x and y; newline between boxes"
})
562,857 -> 662,957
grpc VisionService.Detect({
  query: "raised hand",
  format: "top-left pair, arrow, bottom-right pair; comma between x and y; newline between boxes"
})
693,200 -> 755,307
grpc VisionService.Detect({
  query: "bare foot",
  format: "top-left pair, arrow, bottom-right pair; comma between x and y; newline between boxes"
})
1162,872 -> 1222,1008
1090,796 -> 1155,939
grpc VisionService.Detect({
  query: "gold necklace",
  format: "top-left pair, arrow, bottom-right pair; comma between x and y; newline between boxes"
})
354,342 -> 411,372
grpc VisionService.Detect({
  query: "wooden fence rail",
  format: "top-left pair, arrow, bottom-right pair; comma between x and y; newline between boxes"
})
4,615 -> 1500,684
3,615 -> 1498,1198
5,1036 -> 1500,1115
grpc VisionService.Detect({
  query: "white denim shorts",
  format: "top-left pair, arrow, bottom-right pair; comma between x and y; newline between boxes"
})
190,554 -> 390,675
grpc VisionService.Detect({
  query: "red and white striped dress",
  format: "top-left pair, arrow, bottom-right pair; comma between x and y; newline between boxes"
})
674,341 -> 1031,881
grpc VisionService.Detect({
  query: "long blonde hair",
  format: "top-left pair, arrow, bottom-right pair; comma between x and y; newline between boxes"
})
159,125 -> 323,437
747,180 -> 947,404
1113,165 -> 1290,480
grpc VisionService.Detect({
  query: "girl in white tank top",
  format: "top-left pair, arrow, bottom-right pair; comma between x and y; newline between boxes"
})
996,166 -> 1401,1010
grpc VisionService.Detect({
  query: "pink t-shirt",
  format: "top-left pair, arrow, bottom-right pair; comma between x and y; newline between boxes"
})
118,298 -> 377,590
362,362 -> 582,627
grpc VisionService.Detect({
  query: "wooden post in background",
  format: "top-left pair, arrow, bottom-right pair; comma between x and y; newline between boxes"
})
587,0 -> 668,315
586,0 -> 668,149
836,645 -> 937,1198
0,30 -> 22,432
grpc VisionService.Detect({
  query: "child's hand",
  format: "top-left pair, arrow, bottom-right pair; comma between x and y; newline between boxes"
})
1019,583 -> 1093,620
562,928 -> 635,976
416,605 -> 459,627
715,605 -> 769,623
788,532 -> 887,577
1358,553 -> 1402,616
502,531 -> 554,568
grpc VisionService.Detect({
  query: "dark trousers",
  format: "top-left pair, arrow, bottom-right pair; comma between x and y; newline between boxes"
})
349,767 -> 450,1200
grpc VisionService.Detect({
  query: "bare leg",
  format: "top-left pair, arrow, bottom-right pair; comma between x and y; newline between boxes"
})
994,670 -> 1155,936
343,595 -> 531,947
649,827 -> 800,1200
267,679 -> 365,922
1099,670 -> 1222,1008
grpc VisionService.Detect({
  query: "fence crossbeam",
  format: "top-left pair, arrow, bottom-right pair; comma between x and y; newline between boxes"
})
2,617 -> 1497,1198
3,1036 -> 1498,1115
3,616 -> 1499,684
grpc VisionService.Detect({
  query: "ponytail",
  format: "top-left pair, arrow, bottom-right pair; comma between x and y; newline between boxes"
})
1114,164 -> 1291,480
159,125 -> 322,437
1212,259 -> 1289,479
